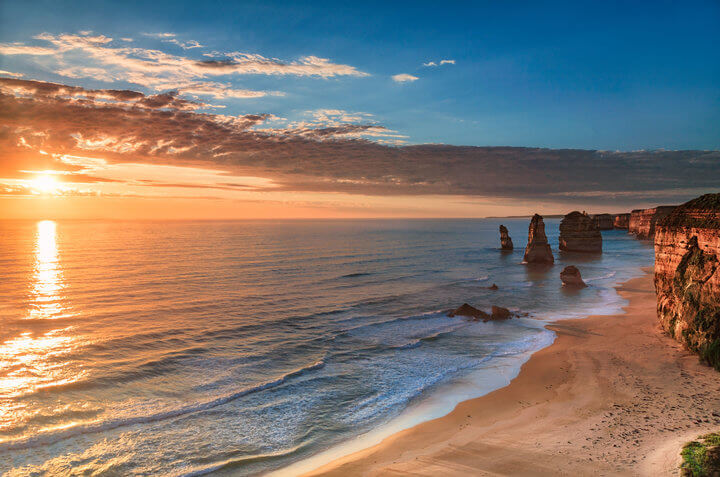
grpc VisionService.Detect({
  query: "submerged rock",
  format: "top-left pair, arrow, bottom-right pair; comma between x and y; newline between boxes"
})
560,265 -> 587,287
499,225 -> 514,250
523,214 -> 554,264
559,211 -> 602,253
654,193 -> 720,370
491,306 -> 511,320
448,303 -> 490,320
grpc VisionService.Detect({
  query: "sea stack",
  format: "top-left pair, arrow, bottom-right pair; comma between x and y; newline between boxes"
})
613,213 -> 630,229
499,225 -> 513,250
629,206 -> 677,239
560,265 -> 587,287
523,214 -> 554,264
559,211 -> 602,253
654,193 -> 720,370
592,213 -> 614,230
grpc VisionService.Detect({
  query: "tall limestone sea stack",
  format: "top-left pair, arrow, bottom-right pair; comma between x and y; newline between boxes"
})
559,211 -> 602,253
523,214 -> 554,264
499,225 -> 513,250
654,193 -> 720,371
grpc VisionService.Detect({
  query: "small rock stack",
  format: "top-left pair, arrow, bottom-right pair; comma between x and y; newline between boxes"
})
499,224 -> 513,250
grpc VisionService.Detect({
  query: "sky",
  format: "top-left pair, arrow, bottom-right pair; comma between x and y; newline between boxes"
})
0,0 -> 718,219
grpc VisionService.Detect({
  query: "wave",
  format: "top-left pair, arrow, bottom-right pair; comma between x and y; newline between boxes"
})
584,271 -> 617,282
339,272 -> 372,278
0,359 -> 327,453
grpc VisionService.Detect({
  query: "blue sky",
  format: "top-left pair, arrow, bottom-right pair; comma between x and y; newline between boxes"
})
2,0 -> 719,150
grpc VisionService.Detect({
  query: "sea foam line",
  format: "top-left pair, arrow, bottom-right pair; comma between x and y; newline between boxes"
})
0,359 -> 326,452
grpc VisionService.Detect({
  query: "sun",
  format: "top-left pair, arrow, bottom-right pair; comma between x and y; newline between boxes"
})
31,174 -> 60,194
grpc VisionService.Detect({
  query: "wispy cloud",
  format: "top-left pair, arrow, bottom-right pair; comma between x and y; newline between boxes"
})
0,70 -> 24,78
423,59 -> 455,67
391,73 -> 418,83
0,43 -> 56,55
2,31 -> 369,97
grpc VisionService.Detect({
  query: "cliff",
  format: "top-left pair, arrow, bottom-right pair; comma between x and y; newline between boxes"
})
629,206 -> 676,239
592,213 -> 614,230
613,213 -> 630,229
559,211 -> 602,253
654,193 -> 720,371
523,214 -> 554,264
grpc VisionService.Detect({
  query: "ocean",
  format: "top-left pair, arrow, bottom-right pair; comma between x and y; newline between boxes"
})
0,219 -> 654,475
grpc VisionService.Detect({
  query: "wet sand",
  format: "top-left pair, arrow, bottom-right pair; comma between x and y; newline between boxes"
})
305,270 -> 720,476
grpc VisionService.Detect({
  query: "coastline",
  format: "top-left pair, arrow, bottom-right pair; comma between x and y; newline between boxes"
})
301,269 -> 720,476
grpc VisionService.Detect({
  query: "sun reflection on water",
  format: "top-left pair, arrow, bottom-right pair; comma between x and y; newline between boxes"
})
27,220 -> 70,320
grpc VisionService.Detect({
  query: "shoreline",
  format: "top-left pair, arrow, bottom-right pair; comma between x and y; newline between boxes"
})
301,269 -> 720,476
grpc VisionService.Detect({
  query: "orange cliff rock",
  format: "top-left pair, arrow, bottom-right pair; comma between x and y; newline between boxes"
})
613,213 -> 630,229
654,193 -> 720,371
629,206 -> 676,239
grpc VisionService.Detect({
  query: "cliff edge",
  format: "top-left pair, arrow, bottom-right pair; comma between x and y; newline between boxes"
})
654,193 -> 720,371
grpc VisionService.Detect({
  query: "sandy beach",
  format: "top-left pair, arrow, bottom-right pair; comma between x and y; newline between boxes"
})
305,269 -> 720,476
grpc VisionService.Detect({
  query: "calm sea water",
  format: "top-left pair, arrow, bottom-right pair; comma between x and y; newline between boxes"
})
0,219 -> 653,475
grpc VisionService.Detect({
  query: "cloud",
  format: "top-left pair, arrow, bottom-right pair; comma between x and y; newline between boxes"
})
423,59 -> 455,67
4,31 -> 368,94
0,43 -> 56,55
1,78 -> 718,204
392,73 -> 419,83
0,70 -> 23,78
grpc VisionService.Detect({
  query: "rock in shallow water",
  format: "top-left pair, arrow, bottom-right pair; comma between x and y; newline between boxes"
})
448,303 -> 490,320
491,306 -> 511,320
560,265 -> 587,287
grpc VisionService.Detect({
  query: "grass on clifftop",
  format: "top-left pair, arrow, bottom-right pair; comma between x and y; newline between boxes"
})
681,432 -> 720,476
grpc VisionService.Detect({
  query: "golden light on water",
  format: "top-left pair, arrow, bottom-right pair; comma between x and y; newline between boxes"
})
27,220 -> 70,320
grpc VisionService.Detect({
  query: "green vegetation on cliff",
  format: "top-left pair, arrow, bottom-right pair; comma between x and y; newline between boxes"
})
661,193 -> 720,229
681,432 -> 720,476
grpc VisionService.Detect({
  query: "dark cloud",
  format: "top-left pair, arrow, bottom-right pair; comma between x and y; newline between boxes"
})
1,78 -> 718,204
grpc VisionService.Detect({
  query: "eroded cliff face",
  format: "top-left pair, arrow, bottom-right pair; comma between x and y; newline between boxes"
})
614,213 -> 630,229
559,211 -> 602,253
629,206 -> 676,239
654,194 -> 720,371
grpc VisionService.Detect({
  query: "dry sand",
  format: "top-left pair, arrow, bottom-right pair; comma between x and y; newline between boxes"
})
305,270 -> 720,476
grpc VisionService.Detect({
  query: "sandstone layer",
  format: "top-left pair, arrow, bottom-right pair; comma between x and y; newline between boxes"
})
654,193 -> 720,371
559,211 -> 602,253
499,224 -> 513,250
629,206 -> 676,239
523,214 -> 554,264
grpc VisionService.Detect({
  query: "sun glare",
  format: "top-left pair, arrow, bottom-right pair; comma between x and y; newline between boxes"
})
32,174 -> 60,194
